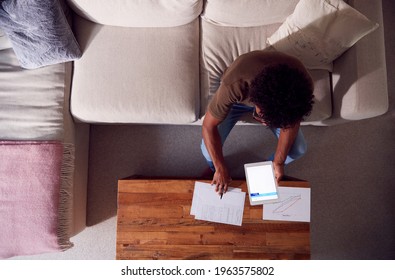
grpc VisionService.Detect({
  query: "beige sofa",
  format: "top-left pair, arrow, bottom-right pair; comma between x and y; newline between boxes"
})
68,0 -> 388,126
0,0 -> 388,257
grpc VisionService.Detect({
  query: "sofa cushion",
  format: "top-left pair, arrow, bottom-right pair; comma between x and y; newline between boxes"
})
200,19 -> 281,117
67,0 -> 203,28
267,0 -> 379,71
70,16 -> 200,124
0,28 -> 12,50
303,70 -> 332,123
0,48 -> 66,140
201,0 -> 299,27
0,0 -> 82,69
200,19 -> 332,123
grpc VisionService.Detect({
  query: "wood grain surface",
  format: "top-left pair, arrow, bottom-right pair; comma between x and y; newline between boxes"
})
116,179 -> 310,260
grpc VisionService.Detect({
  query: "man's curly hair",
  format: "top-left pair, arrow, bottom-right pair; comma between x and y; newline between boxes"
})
249,63 -> 315,128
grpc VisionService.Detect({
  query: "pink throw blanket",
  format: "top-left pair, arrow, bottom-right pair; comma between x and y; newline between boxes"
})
0,141 -> 72,258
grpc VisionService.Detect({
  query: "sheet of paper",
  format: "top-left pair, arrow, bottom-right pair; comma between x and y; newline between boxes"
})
191,182 -> 245,226
190,182 -> 241,215
262,186 -> 310,222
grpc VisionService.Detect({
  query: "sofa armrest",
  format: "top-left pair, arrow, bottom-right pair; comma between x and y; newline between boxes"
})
328,0 -> 388,125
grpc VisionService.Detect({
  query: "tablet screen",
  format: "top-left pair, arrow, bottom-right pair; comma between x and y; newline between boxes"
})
245,162 -> 278,205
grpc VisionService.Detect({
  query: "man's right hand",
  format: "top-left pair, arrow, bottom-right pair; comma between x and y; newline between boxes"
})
202,111 -> 232,195
211,165 -> 232,195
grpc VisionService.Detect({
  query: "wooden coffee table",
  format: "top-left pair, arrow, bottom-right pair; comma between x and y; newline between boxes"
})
116,178 -> 310,260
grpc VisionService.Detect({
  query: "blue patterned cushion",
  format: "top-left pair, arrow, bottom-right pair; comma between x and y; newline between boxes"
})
0,0 -> 81,69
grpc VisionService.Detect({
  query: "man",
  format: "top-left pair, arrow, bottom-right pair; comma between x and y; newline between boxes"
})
201,50 -> 314,195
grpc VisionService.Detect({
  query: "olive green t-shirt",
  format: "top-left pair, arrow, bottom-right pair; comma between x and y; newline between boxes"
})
208,50 -> 310,121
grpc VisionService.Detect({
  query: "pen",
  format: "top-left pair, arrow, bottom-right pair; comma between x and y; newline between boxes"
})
220,192 -> 223,199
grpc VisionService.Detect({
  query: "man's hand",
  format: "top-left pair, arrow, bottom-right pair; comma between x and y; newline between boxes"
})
202,111 -> 232,195
273,162 -> 284,184
211,165 -> 232,195
272,123 -> 301,184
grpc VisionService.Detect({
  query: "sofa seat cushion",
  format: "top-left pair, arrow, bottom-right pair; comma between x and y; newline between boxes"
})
70,16 -> 200,124
67,0 -> 203,28
0,48 -> 65,140
200,19 -> 332,123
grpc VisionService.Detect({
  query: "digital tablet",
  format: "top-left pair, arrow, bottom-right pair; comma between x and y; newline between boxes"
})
244,161 -> 279,205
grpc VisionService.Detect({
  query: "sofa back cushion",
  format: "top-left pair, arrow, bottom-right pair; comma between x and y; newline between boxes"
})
200,20 -> 280,116
67,0 -> 203,27
201,0 -> 299,27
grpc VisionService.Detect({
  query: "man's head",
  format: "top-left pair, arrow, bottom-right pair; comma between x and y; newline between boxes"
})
249,63 -> 314,128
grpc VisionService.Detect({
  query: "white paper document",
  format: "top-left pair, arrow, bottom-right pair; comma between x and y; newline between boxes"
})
191,182 -> 246,226
262,186 -> 310,222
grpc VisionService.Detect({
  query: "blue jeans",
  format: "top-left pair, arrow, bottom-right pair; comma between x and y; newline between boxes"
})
200,104 -> 307,170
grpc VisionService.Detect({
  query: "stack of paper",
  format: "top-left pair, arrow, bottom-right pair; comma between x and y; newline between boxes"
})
190,181 -> 246,226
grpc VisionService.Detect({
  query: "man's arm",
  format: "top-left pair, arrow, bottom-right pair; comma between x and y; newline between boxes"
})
202,111 -> 232,194
273,122 -> 301,182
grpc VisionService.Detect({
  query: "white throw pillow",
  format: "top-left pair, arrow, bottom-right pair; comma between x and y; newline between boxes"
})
267,0 -> 379,70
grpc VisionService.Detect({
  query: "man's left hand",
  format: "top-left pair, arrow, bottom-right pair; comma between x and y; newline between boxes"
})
273,162 -> 284,184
